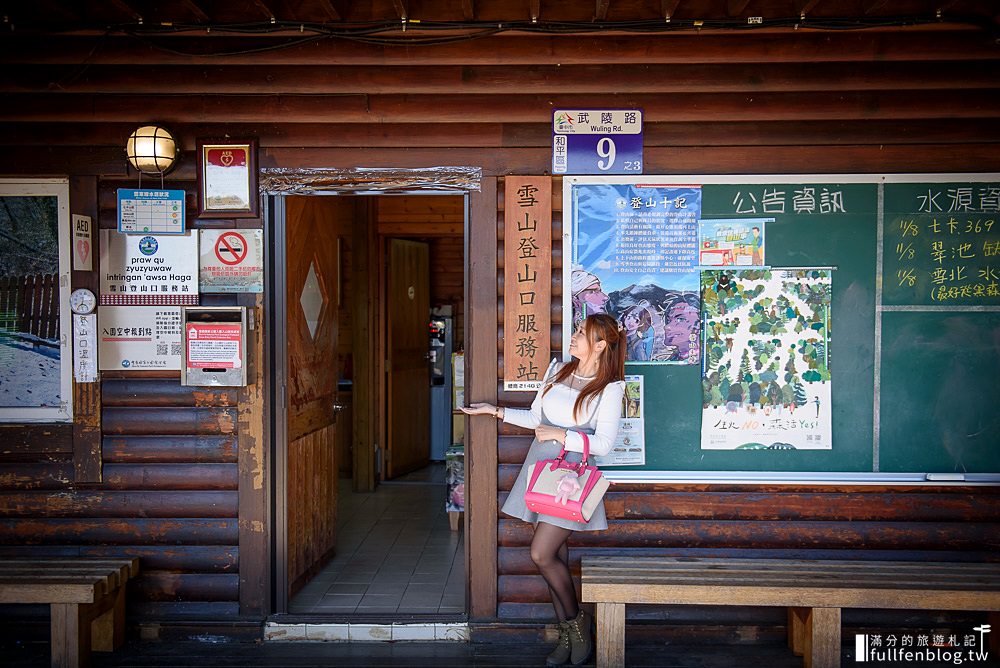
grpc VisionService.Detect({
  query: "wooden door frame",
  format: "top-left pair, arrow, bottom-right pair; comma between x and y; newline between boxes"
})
267,193 -> 378,614
265,193 -> 291,613
266,183 -> 496,619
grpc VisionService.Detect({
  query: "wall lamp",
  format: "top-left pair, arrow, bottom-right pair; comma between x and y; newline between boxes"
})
125,125 -> 179,183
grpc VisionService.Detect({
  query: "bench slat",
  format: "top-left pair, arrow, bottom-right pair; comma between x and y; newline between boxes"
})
0,580 -> 103,604
583,557 -> 999,575
0,558 -> 138,576
0,566 -> 132,589
584,582 -> 1000,610
584,573 -> 1000,591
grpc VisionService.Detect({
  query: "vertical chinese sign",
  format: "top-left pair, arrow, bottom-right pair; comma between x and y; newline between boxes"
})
504,177 -> 552,391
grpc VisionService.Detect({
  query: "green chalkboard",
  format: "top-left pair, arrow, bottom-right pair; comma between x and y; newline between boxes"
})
883,181 -> 1000,307
568,176 -> 1000,479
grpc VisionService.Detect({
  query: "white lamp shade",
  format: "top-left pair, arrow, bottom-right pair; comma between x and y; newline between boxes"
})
126,125 -> 178,174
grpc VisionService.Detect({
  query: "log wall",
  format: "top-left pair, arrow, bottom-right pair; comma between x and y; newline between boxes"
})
0,20 -> 998,633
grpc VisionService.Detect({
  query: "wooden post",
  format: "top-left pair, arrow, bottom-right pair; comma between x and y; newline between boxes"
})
595,602 -> 626,668
466,179 -> 498,621
805,607 -> 841,668
238,293 -> 269,617
70,176 -> 102,484
50,603 -> 90,668
91,585 -> 125,652
788,606 -> 808,656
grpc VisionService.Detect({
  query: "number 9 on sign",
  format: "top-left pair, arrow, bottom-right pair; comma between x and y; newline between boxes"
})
597,137 -> 617,171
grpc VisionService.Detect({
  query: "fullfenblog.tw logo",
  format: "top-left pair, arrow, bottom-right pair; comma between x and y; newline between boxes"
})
855,625 -> 990,664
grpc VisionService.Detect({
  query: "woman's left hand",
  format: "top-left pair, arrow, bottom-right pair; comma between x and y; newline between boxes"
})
535,425 -> 567,444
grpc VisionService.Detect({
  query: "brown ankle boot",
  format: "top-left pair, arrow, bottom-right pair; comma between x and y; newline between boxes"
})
565,609 -> 593,666
545,621 -> 571,666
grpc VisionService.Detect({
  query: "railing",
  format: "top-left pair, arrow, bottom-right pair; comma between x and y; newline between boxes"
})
0,273 -> 60,343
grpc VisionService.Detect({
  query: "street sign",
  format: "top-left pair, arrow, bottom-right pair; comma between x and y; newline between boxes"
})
552,109 -> 643,175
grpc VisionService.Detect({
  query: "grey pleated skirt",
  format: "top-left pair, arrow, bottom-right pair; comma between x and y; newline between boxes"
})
500,438 -> 608,531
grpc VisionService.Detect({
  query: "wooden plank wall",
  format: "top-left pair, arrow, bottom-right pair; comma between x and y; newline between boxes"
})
0,22 -> 998,633
0,177 -> 251,625
0,378 -> 241,620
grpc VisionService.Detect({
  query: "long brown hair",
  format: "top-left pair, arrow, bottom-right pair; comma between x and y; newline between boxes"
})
544,313 -> 627,420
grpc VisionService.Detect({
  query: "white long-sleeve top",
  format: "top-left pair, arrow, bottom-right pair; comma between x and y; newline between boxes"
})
502,360 -> 626,457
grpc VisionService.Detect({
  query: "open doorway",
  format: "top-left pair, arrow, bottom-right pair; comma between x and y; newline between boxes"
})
271,192 -> 467,617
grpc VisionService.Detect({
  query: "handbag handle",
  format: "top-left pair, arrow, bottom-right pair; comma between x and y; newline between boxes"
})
552,431 -> 590,474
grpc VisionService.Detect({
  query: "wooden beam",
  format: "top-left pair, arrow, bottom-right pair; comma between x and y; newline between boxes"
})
595,0 -> 610,21
661,0 -> 681,20
316,0 -> 341,21
179,0 -> 210,22
5,32 -> 998,66
727,0 -> 751,16
392,0 -> 407,20
461,0 -> 474,21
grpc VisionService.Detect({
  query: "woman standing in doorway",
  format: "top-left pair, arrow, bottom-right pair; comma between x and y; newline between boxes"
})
462,313 -> 626,666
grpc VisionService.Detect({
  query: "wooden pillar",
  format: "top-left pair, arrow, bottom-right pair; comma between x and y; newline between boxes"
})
238,293 -> 269,616
50,603 -> 90,668
466,179 -> 498,621
804,607 -> 841,668
70,176 -> 102,484
788,606 -> 808,656
595,602 -> 626,668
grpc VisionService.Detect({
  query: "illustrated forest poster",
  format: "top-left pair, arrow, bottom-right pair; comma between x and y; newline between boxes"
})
700,269 -> 832,450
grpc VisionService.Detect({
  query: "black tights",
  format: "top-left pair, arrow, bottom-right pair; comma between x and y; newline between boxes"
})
530,521 -> 577,621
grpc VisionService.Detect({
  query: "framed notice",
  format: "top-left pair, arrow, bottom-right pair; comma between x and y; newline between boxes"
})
197,138 -> 259,219
98,305 -> 182,370
117,189 -> 185,234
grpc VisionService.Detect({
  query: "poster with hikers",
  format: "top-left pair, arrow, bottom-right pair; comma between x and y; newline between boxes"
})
700,268 -> 832,450
567,180 -> 703,365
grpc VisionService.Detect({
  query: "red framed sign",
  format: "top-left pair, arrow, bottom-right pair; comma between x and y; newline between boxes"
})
196,138 -> 259,219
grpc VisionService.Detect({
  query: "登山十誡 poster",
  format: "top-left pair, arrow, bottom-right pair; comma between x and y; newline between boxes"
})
568,181 -> 702,365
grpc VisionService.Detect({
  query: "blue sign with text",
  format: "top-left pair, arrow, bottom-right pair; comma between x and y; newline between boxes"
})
553,109 -> 643,175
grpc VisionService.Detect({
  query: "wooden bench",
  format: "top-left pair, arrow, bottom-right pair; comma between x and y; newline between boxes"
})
0,558 -> 140,668
582,556 -> 1000,668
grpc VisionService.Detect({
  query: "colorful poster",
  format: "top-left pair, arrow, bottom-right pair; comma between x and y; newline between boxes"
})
698,218 -> 769,267
700,269 -> 832,450
569,181 -> 702,365
594,374 -> 645,466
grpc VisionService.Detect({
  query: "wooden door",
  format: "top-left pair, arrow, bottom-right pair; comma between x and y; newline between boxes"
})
285,196 -> 347,596
386,238 -> 430,479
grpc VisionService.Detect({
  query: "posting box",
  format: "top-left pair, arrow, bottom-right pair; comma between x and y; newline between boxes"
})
181,306 -> 247,387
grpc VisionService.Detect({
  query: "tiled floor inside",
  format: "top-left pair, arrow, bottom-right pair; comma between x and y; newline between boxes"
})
289,463 -> 465,615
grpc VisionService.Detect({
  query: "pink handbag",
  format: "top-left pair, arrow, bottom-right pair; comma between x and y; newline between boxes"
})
523,432 -> 610,523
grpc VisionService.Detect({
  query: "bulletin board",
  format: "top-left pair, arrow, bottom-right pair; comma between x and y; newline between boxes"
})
562,174 -> 1000,483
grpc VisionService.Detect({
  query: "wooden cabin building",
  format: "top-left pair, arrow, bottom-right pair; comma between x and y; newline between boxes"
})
1,0 -> 998,652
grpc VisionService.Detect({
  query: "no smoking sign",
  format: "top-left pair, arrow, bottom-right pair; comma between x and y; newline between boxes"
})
215,231 -> 248,266
200,229 -> 263,293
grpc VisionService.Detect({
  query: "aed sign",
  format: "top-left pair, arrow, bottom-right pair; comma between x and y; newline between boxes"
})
552,109 -> 643,175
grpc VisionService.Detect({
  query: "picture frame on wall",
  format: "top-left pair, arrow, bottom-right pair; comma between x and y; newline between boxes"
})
196,138 -> 259,218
